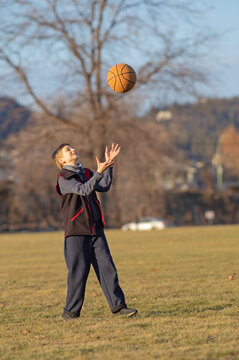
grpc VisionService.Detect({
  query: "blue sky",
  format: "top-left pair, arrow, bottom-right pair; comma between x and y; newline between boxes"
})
0,0 -> 239,105
207,0 -> 239,98
25,1 -> 239,102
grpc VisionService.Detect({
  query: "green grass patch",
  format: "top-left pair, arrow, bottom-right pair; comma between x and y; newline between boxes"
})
0,226 -> 239,359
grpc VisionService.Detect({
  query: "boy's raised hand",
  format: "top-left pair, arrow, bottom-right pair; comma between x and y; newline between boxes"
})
96,143 -> 121,174
96,156 -> 115,174
105,143 -> 121,163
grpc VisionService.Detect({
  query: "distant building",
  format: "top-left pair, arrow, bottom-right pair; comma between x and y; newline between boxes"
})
155,110 -> 172,122
160,161 -> 206,190
199,98 -> 208,104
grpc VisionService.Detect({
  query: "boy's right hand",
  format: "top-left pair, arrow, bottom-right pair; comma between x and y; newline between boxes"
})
96,156 -> 115,174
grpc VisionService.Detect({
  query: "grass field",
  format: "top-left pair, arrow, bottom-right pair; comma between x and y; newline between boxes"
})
0,226 -> 239,360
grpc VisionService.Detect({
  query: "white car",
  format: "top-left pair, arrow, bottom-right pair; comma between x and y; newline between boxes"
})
121,217 -> 173,231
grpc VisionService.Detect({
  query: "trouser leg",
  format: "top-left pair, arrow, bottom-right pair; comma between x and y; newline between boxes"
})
91,228 -> 126,313
64,235 -> 91,316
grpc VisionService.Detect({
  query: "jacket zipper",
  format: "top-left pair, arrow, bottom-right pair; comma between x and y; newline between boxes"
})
86,198 -> 95,234
94,199 -> 106,226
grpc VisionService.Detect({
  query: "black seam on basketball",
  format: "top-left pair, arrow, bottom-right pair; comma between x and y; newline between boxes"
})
107,75 -> 116,89
122,75 -> 135,84
116,64 -> 126,92
107,70 -> 117,83
108,73 -> 123,82
113,76 -> 117,91
122,80 -> 135,86
121,71 -> 135,75
108,72 -> 135,83
121,64 -> 128,74
107,75 -> 116,83
107,70 -> 115,83
121,74 -> 136,85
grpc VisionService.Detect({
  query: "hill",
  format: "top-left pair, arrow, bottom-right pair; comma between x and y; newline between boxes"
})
147,97 -> 239,162
0,97 -> 31,141
1,95 -> 239,161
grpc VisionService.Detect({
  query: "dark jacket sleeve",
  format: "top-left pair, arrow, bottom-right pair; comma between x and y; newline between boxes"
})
58,172 -> 103,196
94,167 -> 113,192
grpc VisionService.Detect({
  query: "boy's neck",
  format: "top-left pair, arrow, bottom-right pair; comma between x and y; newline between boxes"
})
64,161 -> 78,167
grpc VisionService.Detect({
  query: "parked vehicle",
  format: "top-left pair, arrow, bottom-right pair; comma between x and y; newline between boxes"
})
121,217 -> 173,231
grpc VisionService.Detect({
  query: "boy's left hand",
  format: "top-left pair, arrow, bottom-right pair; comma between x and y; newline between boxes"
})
105,143 -> 121,164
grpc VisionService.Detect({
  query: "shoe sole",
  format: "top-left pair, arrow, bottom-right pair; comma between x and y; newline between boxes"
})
126,310 -> 138,317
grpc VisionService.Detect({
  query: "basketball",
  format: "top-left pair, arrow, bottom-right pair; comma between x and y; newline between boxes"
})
107,63 -> 137,93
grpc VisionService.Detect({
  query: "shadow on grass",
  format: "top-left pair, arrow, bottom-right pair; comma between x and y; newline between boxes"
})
145,303 -> 233,317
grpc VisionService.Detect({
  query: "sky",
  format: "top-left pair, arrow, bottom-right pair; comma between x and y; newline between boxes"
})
0,0 -> 239,106
206,0 -> 239,98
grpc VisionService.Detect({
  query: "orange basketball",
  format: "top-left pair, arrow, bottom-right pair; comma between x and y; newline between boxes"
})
107,63 -> 137,93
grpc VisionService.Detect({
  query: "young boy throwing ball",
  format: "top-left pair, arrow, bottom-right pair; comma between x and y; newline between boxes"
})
52,143 -> 137,320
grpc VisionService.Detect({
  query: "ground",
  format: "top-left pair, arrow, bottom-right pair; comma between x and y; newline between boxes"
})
0,226 -> 239,359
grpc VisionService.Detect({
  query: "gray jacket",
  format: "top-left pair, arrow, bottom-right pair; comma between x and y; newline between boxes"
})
58,165 -> 113,196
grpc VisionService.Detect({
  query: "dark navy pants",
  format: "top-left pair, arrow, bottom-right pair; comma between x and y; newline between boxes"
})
64,228 -> 126,316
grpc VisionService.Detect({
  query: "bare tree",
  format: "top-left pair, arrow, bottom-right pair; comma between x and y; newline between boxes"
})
0,0 -> 216,226
0,1 -> 215,128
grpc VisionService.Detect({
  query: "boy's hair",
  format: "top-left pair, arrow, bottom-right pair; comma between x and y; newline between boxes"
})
52,143 -> 70,169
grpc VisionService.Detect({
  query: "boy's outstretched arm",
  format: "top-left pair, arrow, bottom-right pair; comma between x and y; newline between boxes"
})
95,143 -> 121,192
58,171 -> 104,196
58,144 -> 120,196
94,167 -> 113,192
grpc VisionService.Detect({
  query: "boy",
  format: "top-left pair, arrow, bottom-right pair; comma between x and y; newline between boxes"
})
52,143 -> 137,320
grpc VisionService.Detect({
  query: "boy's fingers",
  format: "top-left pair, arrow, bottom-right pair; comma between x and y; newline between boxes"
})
113,145 -> 120,153
113,147 -> 121,156
106,159 -> 114,165
107,161 -> 116,167
106,158 -> 115,164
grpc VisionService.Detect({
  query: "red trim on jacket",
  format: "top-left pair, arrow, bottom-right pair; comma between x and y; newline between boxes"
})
71,207 -> 84,221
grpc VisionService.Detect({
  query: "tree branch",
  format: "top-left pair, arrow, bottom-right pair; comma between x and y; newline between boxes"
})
0,49 -> 82,129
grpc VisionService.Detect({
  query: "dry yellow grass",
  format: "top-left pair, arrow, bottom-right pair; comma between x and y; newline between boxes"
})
0,226 -> 239,359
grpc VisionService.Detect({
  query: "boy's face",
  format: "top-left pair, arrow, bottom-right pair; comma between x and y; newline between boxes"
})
60,145 -> 79,167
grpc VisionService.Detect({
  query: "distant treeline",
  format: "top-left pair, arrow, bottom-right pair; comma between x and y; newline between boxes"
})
1,96 -> 239,231
146,97 -> 239,161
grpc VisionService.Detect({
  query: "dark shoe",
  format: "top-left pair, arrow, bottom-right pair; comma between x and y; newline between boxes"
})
62,309 -> 80,321
116,307 -> 138,317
